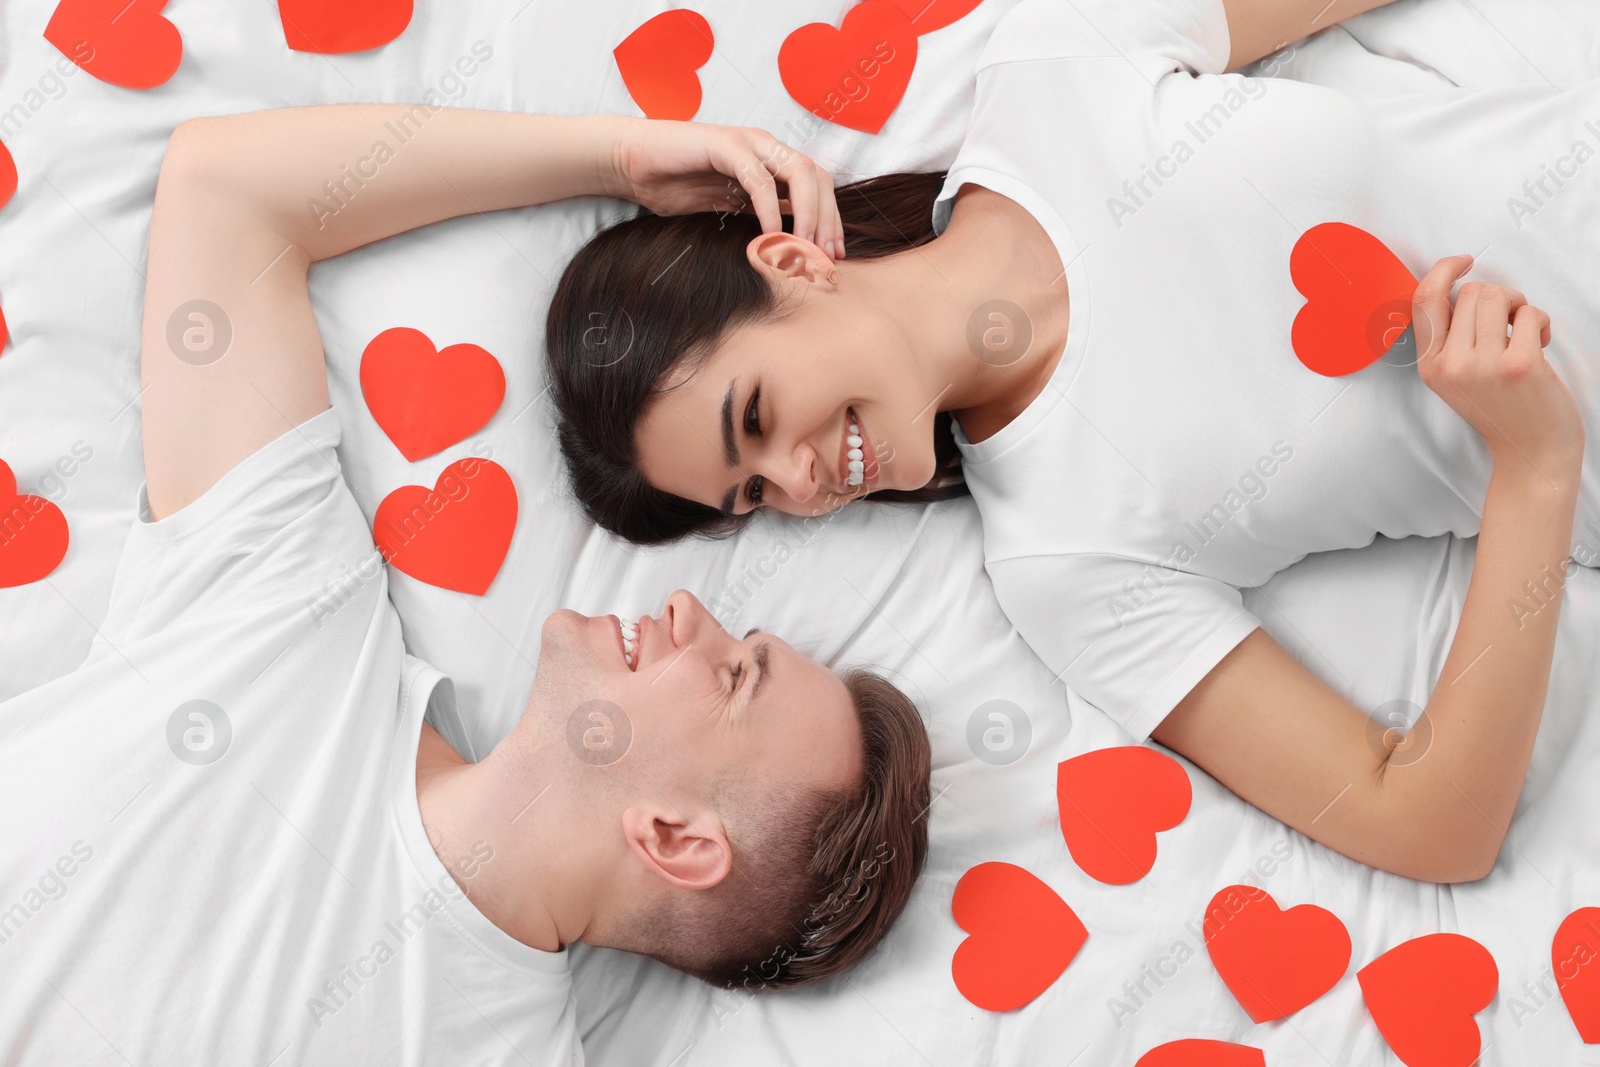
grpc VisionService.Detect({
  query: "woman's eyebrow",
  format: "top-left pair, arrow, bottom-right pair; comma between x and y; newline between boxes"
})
720,380 -> 740,467
718,379 -> 747,514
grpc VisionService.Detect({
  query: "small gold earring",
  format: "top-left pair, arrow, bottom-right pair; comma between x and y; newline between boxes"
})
827,268 -> 840,284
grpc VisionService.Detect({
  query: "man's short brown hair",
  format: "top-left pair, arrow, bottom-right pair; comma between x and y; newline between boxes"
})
628,667 -> 932,989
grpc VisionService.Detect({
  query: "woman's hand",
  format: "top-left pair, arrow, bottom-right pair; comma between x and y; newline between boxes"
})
1413,255 -> 1585,482
602,116 -> 846,259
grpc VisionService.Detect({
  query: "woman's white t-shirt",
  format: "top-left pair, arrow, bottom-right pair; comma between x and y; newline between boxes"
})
0,408 -> 581,1065
932,0 -> 1600,742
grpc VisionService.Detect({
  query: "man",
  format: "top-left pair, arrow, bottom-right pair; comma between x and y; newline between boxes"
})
0,105 -> 931,1064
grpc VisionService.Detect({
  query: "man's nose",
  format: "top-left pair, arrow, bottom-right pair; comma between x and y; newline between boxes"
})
665,589 -> 732,647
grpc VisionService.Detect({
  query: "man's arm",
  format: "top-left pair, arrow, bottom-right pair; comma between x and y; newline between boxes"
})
138,108 -> 625,521
1221,0 -> 1405,70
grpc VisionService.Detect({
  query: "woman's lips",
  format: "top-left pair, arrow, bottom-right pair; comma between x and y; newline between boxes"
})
859,413 -> 880,487
838,406 -> 881,493
837,413 -> 850,490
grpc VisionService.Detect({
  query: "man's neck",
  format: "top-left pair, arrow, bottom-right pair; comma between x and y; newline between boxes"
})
415,724 -> 567,952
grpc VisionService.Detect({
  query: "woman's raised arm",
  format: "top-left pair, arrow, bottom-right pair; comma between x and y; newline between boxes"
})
173,108 -> 631,263
138,107 -> 837,520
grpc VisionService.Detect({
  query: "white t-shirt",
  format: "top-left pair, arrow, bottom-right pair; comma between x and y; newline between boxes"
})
932,0 -> 1600,742
0,407 -> 582,1066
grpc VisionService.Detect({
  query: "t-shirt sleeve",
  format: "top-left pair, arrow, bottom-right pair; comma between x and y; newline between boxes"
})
989,553 -> 1260,743
978,0 -> 1233,78
934,0 -> 1241,243
99,406 -> 380,644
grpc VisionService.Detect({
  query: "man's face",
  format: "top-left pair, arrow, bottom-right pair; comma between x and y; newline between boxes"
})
534,591 -> 862,800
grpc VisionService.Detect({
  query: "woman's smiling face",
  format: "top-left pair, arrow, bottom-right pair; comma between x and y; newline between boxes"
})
633,236 -> 941,518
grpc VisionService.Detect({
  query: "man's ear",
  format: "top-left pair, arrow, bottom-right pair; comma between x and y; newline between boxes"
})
746,231 -> 834,285
620,801 -> 733,892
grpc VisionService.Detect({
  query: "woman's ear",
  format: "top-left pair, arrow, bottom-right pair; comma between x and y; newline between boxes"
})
746,230 -> 834,285
619,802 -> 733,892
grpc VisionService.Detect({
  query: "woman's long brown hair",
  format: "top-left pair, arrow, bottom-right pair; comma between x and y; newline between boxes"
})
545,171 -> 966,546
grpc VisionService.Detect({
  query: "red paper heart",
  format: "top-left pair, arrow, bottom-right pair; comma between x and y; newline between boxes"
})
360,327 -> 505,463
1554,906 -> 1600,1042
1135,1039 -> 1266,1067
44,0 -> 182,90
278,0 -> 411,54
373,458 -> 516,596
951,862 -> 1086,1012
0,301 -> 8,352
879,0 -> 983,34
0,459 -> 70,587
0,139 -> 16,210
1358,932 -> 1497,1067
1203,884 -> 1351,1022
1290,222 -> 1418,378
1056,746 -> 1191,884
778,2 -> 917,135
614,10 -> 714,121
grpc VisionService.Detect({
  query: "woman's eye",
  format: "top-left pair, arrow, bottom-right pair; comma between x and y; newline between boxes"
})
729,663 -> 744,690
741,387 -> 765,509
744,388 -> 762,435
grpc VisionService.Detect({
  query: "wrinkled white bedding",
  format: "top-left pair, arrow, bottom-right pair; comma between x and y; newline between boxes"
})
1,0 -> 1596,1062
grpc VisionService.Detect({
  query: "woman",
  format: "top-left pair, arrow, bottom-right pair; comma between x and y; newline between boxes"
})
547,0 -> 1599,882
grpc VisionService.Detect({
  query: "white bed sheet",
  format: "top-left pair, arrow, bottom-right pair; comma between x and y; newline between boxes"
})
1,0 -> 1597,1063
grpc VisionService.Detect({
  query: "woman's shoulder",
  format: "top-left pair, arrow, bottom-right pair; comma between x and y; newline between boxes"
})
977,0 -> 1231,77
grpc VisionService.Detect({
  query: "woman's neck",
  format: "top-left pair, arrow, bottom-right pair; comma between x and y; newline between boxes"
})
877,184 -> 1070,443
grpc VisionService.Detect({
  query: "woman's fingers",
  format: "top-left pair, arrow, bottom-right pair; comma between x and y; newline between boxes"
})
1510,302 -> 1552,350
739,147 -> 784,235
1475,286 -> 1509,354
775,167 -> 844,257
811,166 -> 842,259
1412,254 -> 1474,362
761,139 -> 841,256
622,120 -> 845,252
1473,285 -> 1529,355
1499,287 -> 1547,347
729,129 -> 844,256
717,138 -> 784,235
770,143 -> 821,245
1450,282 -> 1482,354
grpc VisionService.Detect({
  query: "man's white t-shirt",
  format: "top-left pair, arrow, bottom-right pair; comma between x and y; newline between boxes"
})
0,407 -> 582,1066
932,0 -> 1600,742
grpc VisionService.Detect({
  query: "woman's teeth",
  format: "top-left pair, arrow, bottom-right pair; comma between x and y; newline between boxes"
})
847,417 -> 864,487
620,619 -> 637,668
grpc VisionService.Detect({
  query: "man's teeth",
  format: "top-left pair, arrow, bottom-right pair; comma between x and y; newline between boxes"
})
621,619 -> 637,667
847,419 -> 864,487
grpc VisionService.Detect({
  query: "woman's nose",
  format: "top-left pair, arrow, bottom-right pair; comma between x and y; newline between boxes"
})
773,443 -> 820,504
